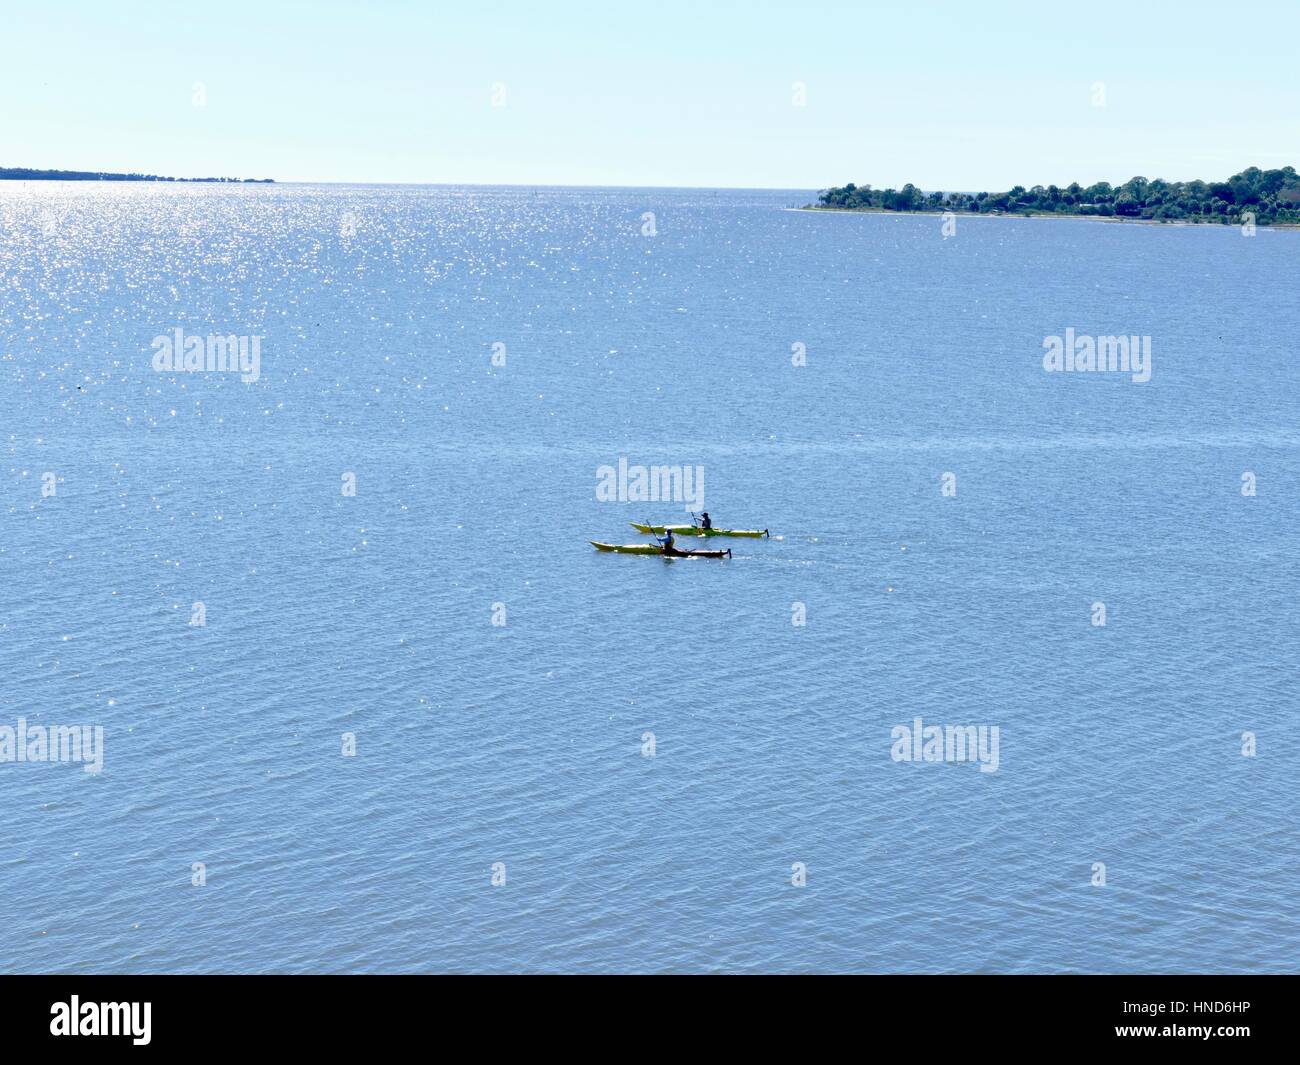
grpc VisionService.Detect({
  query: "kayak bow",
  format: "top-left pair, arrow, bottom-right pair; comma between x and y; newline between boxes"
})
590,541 -> 661,555
629,523 -> 768,538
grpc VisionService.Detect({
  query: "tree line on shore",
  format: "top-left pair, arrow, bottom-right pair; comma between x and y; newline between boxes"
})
1,167 -> 273,183
817,166 -> 1300,223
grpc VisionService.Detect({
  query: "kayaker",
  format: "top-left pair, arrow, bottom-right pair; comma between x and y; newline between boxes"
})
660,528 -> 677,554
698,512 -> 713,530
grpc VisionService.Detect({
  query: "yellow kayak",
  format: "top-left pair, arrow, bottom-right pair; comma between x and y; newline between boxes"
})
629,523 -> 768,538
590,541 -> 731,558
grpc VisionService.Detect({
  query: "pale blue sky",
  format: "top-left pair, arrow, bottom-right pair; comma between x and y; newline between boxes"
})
4,1 -> 1298,188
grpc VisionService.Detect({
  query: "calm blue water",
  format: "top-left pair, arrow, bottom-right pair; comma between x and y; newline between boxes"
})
2,182 -> 1297,973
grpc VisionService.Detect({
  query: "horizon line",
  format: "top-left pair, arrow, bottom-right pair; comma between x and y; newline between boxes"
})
6,165 -> 1295,193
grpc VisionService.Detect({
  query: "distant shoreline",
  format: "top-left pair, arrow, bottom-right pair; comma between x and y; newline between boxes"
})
814,168 -> 1300,227
796,205 -> 1300,230
0,166 -> 273,183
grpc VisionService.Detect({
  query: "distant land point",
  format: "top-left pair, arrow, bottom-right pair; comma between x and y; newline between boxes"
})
1,166 -> 273,183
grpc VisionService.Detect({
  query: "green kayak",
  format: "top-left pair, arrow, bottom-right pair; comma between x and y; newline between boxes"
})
629,523 -> 768,538
590,541 -> 731,559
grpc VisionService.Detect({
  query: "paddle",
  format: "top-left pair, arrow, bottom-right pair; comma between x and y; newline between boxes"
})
648,518 -> 668,554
